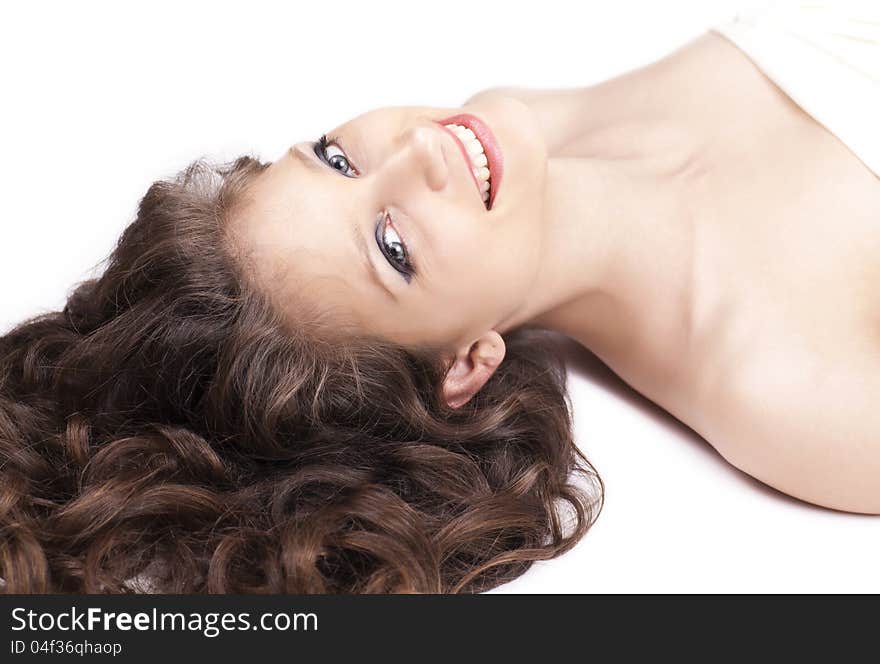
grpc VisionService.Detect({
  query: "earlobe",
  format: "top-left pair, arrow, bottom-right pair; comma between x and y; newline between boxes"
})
441,330 -> 506,409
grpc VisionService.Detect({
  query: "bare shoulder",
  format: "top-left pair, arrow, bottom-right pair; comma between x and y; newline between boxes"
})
699,340 -> 880,514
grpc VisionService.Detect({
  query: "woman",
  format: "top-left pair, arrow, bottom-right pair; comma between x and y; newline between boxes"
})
1,4 -> 877,594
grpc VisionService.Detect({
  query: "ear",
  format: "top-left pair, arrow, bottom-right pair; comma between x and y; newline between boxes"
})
441,330 -> 506,409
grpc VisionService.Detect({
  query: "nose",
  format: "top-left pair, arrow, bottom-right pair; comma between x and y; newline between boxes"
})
386,123 -> 449,193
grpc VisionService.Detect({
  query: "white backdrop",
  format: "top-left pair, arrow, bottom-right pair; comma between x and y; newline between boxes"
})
2,0 -> 876,593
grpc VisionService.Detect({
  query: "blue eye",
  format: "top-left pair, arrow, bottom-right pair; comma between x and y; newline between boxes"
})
314,134 -> 358,177
375,211 -> 415,283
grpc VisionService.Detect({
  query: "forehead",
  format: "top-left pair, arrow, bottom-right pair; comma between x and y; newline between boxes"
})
227,152 -> 373,330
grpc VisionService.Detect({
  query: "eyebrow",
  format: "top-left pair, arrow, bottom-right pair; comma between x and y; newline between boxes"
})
290,145 -> 397,301
290,145 -> 324,173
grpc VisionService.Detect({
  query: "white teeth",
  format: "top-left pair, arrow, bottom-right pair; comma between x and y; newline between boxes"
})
444,122 -> 493,206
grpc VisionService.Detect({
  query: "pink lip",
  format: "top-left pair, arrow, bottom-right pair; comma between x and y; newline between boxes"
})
433,113 -> 503,210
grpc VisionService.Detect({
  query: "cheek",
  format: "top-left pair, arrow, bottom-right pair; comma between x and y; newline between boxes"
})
431,225 -> 487,278
419,201 -> 537,307
431,209 -> 532,286
438,239 -> 520,312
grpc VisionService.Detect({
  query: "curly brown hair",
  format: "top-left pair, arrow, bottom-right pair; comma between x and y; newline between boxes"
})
0,155 -> 603,593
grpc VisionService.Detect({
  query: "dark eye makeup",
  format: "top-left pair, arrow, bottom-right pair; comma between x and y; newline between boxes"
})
314,134 -> 359,177
374,211 -> 415,283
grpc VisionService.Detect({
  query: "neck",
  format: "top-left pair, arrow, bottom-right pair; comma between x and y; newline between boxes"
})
498,144 -> 699,379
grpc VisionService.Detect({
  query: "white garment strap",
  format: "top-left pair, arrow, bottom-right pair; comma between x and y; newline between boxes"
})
712,1 -> 880,178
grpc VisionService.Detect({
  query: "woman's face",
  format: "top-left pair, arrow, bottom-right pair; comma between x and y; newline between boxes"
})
231,93 -> 548,352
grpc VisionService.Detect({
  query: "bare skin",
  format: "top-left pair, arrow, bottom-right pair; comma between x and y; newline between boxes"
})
478,32 -> 880,514
231,31 -> 880,514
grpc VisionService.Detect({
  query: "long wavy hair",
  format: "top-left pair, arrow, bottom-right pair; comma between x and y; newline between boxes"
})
0,154 -> 603,593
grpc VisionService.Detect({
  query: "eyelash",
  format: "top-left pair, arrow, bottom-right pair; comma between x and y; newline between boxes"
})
314,134 -> 417,283
315,134 -> 359,177
375,210 -> 416,283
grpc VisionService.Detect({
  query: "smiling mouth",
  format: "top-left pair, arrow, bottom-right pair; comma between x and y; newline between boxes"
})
434,114 -> 502,210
